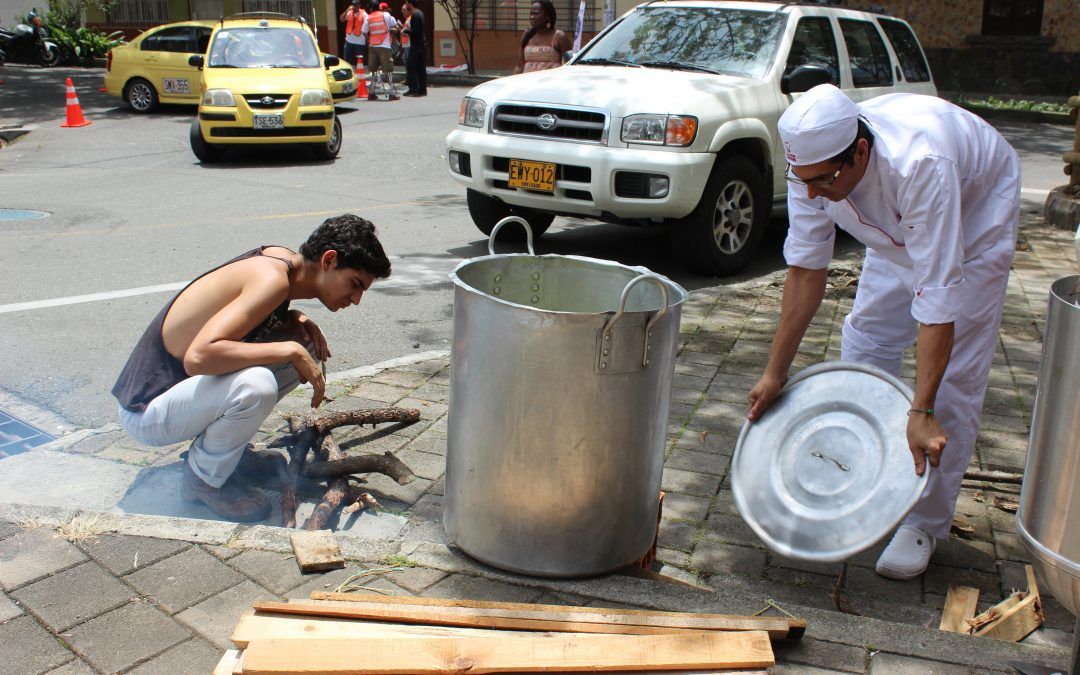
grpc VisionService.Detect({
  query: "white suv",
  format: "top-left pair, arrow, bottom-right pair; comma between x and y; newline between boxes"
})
445,1 -> 936,275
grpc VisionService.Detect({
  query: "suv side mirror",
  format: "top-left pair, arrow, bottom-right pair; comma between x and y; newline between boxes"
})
324,54 -> 340,68
781,64 -> 832,94
188,54 -> 204,68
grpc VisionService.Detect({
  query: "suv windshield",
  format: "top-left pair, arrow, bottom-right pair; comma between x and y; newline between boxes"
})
577,7 -> 786,79
208,26 -> 320,68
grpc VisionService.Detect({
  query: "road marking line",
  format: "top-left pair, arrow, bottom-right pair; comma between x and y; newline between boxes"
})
0,257 -> 462,315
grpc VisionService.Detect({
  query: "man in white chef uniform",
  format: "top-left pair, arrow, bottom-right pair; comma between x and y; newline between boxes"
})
747,84 -> 1021,579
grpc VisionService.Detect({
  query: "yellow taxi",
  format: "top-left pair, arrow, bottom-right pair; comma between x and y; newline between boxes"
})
187,14 -> 345,162
103,18 -> 357,114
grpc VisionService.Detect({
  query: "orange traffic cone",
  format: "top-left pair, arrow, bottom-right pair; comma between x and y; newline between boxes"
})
61,78 -> 91,128
356,56 -> 368,99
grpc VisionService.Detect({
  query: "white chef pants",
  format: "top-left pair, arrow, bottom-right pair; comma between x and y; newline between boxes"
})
119,361 -> 302,488
840,231 -> 1016,539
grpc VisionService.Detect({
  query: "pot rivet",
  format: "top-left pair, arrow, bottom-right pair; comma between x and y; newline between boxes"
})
493,287 -> 501,294
531,296 -> 539,303
494,274 -> 502,282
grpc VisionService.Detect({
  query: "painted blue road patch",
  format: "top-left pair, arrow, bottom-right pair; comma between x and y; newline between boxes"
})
0,209 -> 49,221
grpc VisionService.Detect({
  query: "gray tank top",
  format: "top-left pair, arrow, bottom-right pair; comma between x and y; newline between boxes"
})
112,247 -> 293,412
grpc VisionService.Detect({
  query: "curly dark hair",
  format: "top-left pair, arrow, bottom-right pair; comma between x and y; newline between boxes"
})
300,214 -> 392,278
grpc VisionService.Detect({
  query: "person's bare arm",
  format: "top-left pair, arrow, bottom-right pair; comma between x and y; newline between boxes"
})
182,274 -> 324,405
339,8 -> 350,22
906,321 -> 952,475
556,30 -> 572,58
747,265 -> 828,420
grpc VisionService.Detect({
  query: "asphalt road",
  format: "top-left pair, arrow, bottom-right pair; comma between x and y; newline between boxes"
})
0,64 -> 1071,429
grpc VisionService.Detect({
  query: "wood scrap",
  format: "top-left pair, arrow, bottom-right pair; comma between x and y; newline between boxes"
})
213,649 -> 243,675
967,591 -> 1024,632
260,597 -> 803,641
303,451 -> 415,483
950,517 -> 976,539
289,530 -> 344,572
938,584 -> 980,633
993,495 -> 1020,513
238,631 -> 775,673
963,470 -> 1023,485
974,565 -> 1042,642
303,435 -> 353,531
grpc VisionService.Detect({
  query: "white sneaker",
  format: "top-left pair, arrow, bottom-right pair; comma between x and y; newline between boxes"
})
875,525 -> 935,580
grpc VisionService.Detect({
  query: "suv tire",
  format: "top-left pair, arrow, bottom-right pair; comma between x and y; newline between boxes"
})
467,189 -> 554,241
190,118 -> 224,163
670,154 -> 767,276
311,117 -> 342,160
125,78 -> 159,113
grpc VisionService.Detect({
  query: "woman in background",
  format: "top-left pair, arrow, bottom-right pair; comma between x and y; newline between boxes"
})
513,0 -> 571,74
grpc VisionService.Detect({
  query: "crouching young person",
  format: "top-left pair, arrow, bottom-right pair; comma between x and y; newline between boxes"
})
113,215 -> 391,521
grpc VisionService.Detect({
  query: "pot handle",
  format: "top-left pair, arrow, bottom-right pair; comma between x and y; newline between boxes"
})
488,216 -> 535,256
601,274 -> 669,368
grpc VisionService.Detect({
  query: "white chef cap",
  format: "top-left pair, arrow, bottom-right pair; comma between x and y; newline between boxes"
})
778,84 -> 859,166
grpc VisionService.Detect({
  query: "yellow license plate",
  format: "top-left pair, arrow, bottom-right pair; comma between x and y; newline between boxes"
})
508,159 -> 556,193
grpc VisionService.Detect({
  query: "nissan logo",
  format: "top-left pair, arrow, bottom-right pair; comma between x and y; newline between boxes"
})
536,113 -> 558,130
261,96 -> 275,106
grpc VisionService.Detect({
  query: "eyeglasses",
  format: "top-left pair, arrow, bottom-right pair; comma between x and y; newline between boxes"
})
784,163 -> 844,188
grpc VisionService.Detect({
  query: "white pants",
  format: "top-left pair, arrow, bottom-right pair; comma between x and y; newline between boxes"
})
840,229 -> 1017,538
119,361 -> 301,488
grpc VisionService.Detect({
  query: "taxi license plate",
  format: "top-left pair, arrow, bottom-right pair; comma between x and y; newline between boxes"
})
253,114 -> 284,130
508,159 -> 556,193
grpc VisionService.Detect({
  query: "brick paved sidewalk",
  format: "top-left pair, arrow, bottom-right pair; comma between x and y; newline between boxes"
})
1,216 -> 1076,674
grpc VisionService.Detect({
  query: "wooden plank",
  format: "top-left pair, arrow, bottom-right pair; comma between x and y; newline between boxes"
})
253,600 -> 707,636
938,584 -> 980,633
289,530 -> 344,573
976,565 -> 1043,642
231,612 -> 552,648
240,631 -> 776,673
213,649 -> 242,675
305,593 -> 805,640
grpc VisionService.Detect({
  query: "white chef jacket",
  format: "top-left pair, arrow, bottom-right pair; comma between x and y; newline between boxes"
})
783,94 -> 1021,326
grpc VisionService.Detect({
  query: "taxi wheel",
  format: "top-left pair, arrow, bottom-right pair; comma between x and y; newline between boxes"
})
189,118 -> 224,163
466,189 -> 553,242
670,154 -> 767,276
311,117 -> 342,161
125,78 -> 159,113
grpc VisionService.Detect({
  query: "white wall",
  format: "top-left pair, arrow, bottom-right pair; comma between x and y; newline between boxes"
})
1,0 -> 41,25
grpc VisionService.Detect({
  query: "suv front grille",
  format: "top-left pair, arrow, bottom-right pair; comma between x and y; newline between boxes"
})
244,94 -> 291,109
492,104 -> 606,143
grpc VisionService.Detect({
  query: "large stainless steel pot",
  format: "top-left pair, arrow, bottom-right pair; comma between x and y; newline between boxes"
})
1017,275 -> 1080,618
443,218 -> 688,577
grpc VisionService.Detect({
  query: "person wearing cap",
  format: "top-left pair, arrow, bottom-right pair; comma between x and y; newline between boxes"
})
338,0 -> 366,69
747,84 -> 1020,580
364,2 -> 398,87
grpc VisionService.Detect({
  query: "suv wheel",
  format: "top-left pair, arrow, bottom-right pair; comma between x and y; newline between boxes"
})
311,117 -> 342,160
670,154 -> 767,276
189,118 -> 224,163
125,78 -> 159,113
466,189 -> 554,241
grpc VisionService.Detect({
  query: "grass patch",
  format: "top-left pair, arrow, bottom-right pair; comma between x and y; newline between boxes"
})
56,513 -> 112,542
382,553 -> 418,568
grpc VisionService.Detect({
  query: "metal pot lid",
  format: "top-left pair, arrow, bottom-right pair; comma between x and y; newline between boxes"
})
732,361 -> 930,563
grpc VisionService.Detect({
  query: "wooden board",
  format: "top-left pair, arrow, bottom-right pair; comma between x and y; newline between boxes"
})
303,594 -> 805,640
975,565 -> 1042,642
239,631 -> 775,673
231,612 -> 553,647
938,584 -> 980,633
213,649 -> 243,675
289,530 -> 344,573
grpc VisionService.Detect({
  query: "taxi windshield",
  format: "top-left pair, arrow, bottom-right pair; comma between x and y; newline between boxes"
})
208,26 -> 320,68
575,7 -> 786,79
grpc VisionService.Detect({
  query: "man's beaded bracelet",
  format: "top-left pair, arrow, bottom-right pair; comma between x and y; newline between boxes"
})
908,408 -> 935,416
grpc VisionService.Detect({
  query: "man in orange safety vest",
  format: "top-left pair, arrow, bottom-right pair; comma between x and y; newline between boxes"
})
364,2 -> 398,84
338,0 -> 366,68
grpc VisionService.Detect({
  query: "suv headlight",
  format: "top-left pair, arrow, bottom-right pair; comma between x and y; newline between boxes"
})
300,89 -> 332,106
458,97 -> 486,128
621,114 -> 698,147
202,89 -> 236,106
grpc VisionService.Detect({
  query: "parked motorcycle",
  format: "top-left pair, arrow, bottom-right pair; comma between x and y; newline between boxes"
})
0,9 -> 62,67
